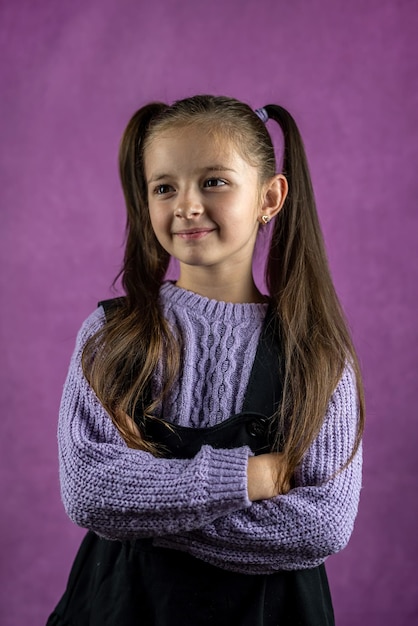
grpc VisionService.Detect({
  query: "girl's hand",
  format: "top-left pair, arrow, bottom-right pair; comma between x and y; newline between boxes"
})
247,453 -> 290,501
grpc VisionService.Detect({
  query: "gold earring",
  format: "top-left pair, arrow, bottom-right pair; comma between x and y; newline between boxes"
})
261,215 -> 270,225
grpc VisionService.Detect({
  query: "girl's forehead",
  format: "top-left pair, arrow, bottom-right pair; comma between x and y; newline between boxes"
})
145,124 -> 240,164
149,120 -> 238,148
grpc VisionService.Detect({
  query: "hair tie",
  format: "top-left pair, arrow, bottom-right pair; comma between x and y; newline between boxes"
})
255,107 -> 269,124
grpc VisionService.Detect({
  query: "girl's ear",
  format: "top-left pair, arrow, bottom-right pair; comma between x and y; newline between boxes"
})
259,174 -> 288,224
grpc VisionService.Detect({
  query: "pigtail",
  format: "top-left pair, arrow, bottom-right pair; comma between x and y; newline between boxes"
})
263,104 -> 364,481
263,105 -> 325,314
82,102 -> 180,453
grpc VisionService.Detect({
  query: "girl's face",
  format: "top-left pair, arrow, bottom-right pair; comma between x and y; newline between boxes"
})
144,124 -> 270,296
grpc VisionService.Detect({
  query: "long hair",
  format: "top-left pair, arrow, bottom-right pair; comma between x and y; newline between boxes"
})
82,95 -> 365,481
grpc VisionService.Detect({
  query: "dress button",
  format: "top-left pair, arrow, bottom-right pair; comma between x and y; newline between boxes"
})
246,418 -> 267,437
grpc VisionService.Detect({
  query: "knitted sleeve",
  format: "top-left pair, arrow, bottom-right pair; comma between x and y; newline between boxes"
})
153,367 -> 362,574
57,308 -> 251,540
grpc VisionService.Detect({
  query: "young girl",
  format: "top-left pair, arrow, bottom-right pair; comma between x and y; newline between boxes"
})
47,95 -> 364,626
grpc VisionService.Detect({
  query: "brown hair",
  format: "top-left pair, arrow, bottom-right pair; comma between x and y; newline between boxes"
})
82,95 -> 365,481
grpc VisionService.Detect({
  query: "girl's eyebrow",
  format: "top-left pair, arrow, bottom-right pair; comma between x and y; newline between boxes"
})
147,173 -> 171,184
147,165 -> 237,184
203,165 -> 237,173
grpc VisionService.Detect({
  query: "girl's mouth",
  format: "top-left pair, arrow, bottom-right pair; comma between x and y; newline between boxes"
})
174,229 -> 214,240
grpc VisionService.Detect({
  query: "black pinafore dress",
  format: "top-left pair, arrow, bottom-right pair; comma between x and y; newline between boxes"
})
47,301 -> 334,626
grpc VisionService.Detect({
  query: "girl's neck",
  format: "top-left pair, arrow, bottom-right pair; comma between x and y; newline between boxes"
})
175,269 -> 267,304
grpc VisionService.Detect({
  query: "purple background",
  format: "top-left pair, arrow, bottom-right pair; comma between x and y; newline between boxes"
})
1,0 -> 417,624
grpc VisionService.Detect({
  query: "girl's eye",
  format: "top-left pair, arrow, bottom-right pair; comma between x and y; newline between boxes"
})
154,184 -> 173,195
204,178 -> 226,188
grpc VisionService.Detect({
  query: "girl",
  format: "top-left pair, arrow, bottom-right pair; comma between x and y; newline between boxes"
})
47,95 -> 364,626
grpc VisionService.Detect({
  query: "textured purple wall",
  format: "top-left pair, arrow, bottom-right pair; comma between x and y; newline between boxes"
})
1,0 -> 417,624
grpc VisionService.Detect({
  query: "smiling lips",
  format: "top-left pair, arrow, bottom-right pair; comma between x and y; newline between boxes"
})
174,228 -> 215,240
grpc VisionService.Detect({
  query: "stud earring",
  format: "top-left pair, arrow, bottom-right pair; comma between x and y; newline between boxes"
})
261,215 -> 270,225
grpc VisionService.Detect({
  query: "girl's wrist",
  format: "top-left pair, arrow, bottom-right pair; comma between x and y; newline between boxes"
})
247,454 -> 279,501
247,453 -> 291,501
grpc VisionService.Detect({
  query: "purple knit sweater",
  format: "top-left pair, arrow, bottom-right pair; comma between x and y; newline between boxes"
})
58,281 -> 362,574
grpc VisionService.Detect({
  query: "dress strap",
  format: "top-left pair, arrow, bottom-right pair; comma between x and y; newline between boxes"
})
241,304 -> 283,416
98,297 -> 126,316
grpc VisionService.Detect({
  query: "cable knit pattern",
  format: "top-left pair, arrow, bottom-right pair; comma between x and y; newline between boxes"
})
158,282 -> 268,426
58,282 -> 362,574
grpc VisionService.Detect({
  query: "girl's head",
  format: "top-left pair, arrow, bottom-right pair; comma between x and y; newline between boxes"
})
144,111 -> 289,297
118,95 -> 292,301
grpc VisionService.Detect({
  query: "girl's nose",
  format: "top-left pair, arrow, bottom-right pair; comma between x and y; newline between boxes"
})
174,193 -> 203,219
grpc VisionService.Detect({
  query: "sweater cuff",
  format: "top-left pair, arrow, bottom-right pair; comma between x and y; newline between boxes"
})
203,445 -> 252,510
